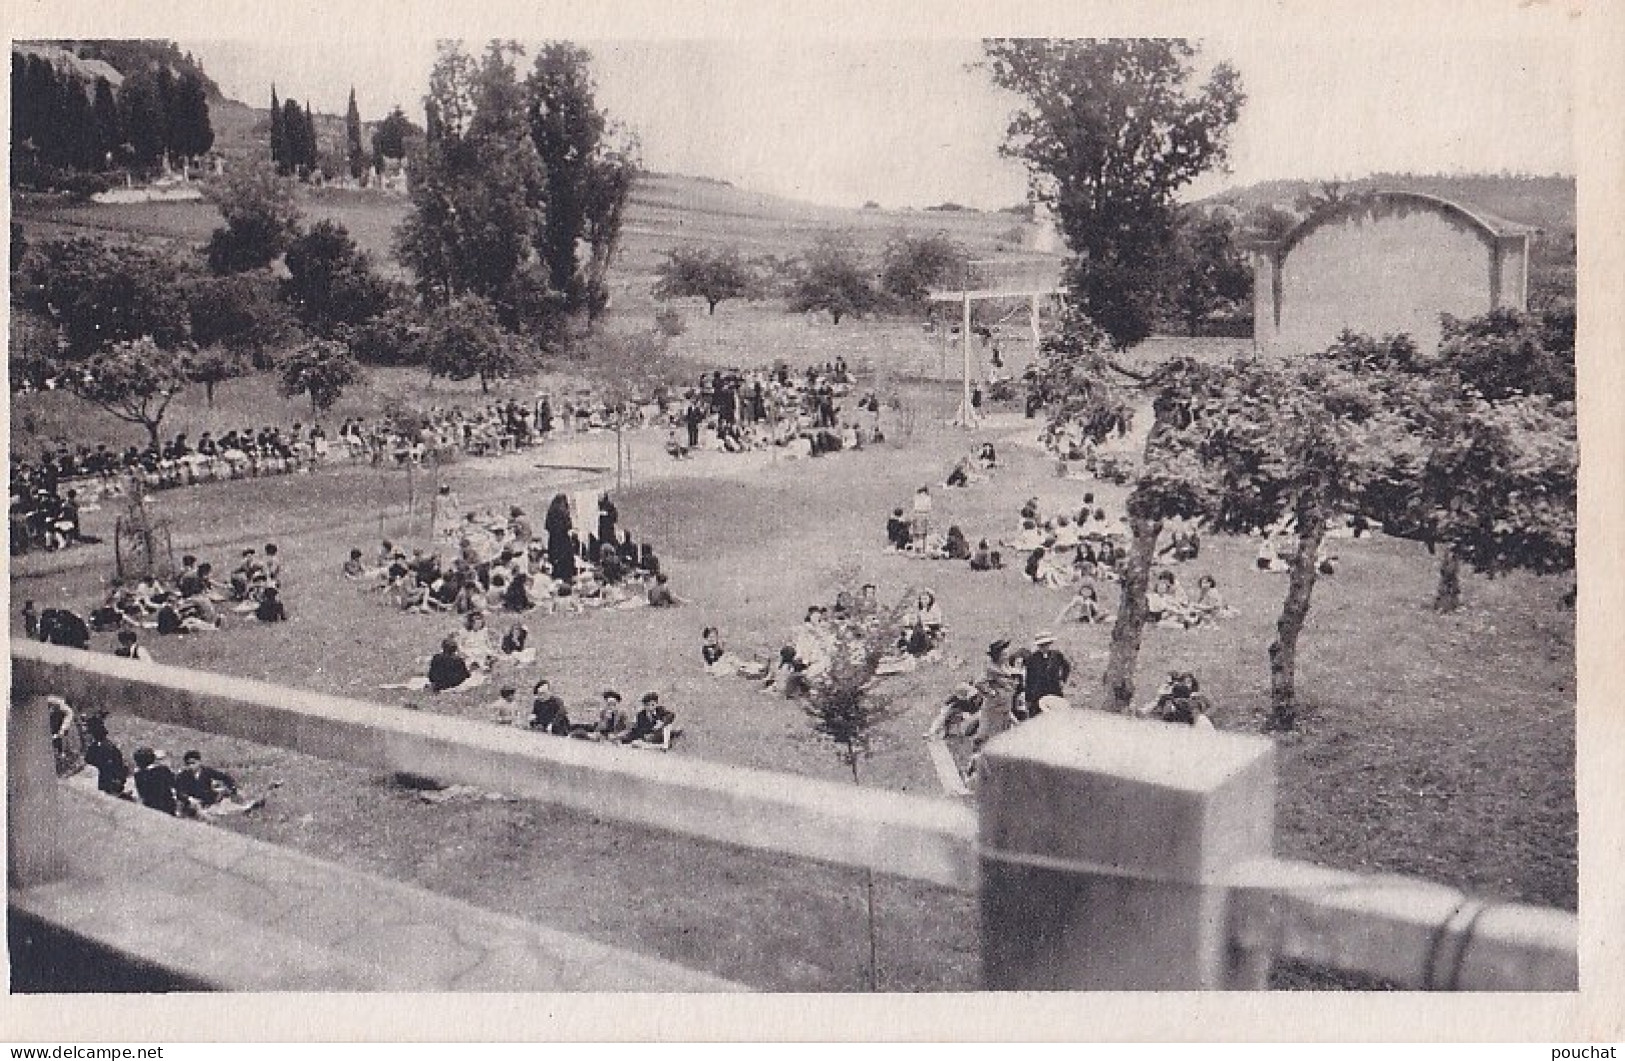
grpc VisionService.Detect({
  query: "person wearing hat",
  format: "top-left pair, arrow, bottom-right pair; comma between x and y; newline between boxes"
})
925,681 -> 986,741
1020,631 -> 1072,719
132,747 -> 179,815
621,692 -> 678,749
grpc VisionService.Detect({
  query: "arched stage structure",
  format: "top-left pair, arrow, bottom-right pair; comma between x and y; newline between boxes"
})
1250,190 -> 1534,356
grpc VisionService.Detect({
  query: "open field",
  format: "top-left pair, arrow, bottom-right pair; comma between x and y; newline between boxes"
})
12,367 -> 1577,942
9,169 -> 1577,988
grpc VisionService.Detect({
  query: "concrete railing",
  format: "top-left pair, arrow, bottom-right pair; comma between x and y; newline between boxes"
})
9,639 -> 1579,991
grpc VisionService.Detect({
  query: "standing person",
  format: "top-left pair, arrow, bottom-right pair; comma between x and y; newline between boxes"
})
544,493 -> 576,583
81,714 -> 131,798
1020,631 -> 1072,719
910,486 -> 934,550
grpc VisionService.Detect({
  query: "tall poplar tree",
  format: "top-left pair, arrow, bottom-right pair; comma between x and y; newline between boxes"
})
270,84 -> 286,172
345,87 -> 366,179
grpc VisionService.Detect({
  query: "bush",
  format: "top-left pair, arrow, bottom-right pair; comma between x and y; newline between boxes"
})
653,308 -> 686,337
1094,452 -> 1137,485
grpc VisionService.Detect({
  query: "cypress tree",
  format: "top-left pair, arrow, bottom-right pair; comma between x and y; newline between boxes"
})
270,84 -> 285,172
281,97 -> 306,175
92,77 -> 122,168
303,101 -> 319,173
171,70 -> 214,164
345,87 -> 365,179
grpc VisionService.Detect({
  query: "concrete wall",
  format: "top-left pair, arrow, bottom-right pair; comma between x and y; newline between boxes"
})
1255,197 -> 1529,356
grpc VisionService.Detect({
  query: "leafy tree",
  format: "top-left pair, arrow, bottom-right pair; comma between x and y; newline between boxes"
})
983,39 -> 1245,349
66,337 -> 191,447
652,245 -> 752,315
879,230 -> 966,308
270,84 -> 286,173
1164,207 -> 1252,334
801,574 -> 909,991
346,301 -> 429,367
184,348 -> 249,406
788,234 -> 880,324
184,273 -> 300,371
19,237 -> 191,358
345,87 -> 366,180
395,42 -> 550,334
524,42 -> 640,320
203,159 -> 303,274
1241,203 -> 1300,244
371,104 -> 415,164
420,293 -> 534,393
169,70 -> 214,165
1324,320 -> 1576,614
282,221 -> 394,336
279,337 -> 364,414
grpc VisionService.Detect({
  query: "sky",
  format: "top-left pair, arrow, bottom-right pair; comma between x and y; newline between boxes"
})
180,35 -> 1575,210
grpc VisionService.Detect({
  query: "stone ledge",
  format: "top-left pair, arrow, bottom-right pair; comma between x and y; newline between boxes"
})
11,786 -> 747,993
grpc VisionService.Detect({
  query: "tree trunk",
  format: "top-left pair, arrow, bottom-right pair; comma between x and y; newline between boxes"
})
204,379 -> 216,406
848,754 -> 880,992
1101,514 -> 1163,711
143,418 -> 162,450
707,299 -> 718,316
1267,506 -> 1328,731
1433,547 -> 1462,613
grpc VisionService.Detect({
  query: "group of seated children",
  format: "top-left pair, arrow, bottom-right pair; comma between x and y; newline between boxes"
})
943,442 -> 999,488
350,511 -> 673,619
1255,532 -> 1341,575
1136,670 -> 1217,729
1006,495 -> 1129,587
1145,571 -> 1234,629
517,681 -> 680,750
86,543 -> 288,642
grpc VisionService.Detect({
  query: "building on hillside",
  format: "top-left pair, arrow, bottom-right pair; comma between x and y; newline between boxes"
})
1250,190 -> 1532,355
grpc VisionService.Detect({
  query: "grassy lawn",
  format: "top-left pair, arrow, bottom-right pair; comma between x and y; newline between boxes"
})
10,178 -> 1575,985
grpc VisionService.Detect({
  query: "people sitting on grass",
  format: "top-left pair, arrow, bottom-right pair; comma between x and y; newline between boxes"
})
1055,584 -> 1112,625
529,679 -> 572,735
486,685 -> 523,726
113,628 -> 153,661
1139,671 -> 1216,729
131,746 -> 179,815
942,525 -> 972,562
587,690 -> 632,741
254,586 -> 288,623
175,749 -> 263,817
1191,575 -> 1235,622
620,692 -> 679,750
343,549 -> 367,580
1147,571 -> 1202,629
428,638 -> 475,693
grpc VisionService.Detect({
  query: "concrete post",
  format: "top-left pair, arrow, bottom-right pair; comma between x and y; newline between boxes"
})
9,693 -> 70,888
978,708 -> 1275,990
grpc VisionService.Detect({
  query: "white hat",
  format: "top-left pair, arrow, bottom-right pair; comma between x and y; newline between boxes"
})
1034,630 -> 1056,646
1038,695 -> 1070,712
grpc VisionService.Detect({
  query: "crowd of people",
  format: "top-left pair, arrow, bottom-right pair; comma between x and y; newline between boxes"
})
357,491 -> 675,624
665,362 -> 883,460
